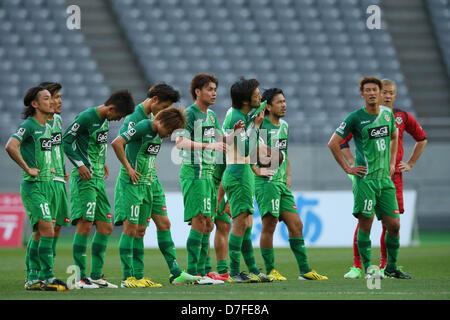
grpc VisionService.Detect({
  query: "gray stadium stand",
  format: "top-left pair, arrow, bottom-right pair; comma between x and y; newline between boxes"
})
0,0 -> 110,142
108,0 -> 413,142
426,0 -> 450,77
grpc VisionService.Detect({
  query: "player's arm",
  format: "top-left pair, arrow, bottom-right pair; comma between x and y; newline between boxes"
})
389,128 -> 398,177
286,152 -> 291,188
5,137 -> 39,178
63,117 -> 92,181
328,133 -> 367,177
399,112 -> 428,172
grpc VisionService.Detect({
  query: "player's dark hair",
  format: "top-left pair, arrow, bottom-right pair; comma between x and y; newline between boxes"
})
39,82 -> 62,96
359,76 -> 383,92
22,86 -> 48,119
154,106 -> 186,133
230,77 -> 259,109
262,88 -> 284,115
190,73 -> 218,101
104,89 -> 135,115
147,83 -> 180,103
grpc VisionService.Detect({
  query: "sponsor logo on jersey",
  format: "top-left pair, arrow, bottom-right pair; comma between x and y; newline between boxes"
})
106,213 -> 112,219
128,121 -> 136,130
395,116 -> 403,126
336,122 -> 346,134
162,206 -> 167,212
51,132 -> 62,145
368,125 -> 389,139
40,138 -> 53,151
96,131 -> 108,144
145,143 -> 161,155
202,126 -> 215,140
71,123 -> 80,132
274,139 -> 287,150
64,218 -> 70,223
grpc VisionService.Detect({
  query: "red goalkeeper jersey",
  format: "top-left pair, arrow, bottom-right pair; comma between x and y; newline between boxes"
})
340,107 -> 427,173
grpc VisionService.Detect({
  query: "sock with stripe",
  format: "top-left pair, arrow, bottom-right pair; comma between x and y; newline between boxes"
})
73,232 -> 88,280
90,232 -> 109,280
38,236 -> 55,281
385,232 -> 400,272
289,237 -> 311,274
260,247 -> 275,274
186,228 -> 203,276
356,229 -> 372,273
133,236 -> 145,280
229,233 -> 243,276
241,226 -> 260,274
157,230 -> 181,278
197,233 -> 210,276
119,233 -> 134,280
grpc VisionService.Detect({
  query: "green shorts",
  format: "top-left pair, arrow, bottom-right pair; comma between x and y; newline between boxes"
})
212,183 -> 231,224
352,177 -> 400,220
114,178 -> 152,226
255,181 -> 297,220
180,177 -> 215,223
150,177 -> 167,216
50,180 -> 70,226
222,171 -> 255,219
20,180 -> 54,232
70,175 -> 112,225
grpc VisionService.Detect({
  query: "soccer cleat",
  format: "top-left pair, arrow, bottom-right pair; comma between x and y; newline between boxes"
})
249,271 -> 273,283
25,280 -> 47,291
121,277 -> 146,288
45,278 -> 70,291
299,269 -> 328,280
384,267 -> 413,279
207,271 -> 229,282
226,273 -> 246,283
344,266 -> 363,279
170,271 -> 202,285
268,269 -> 287,281
194,275 -> 215,285
75,278 -> 100,289
89,275 -> 118,288
137,277 -> 163,288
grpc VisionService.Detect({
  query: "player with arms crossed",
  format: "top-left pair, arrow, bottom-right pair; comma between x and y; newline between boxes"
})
328,76 -> 411,279
222,77 -> 272,283
341,79 -> 426,279
112,84 -> 200,287
5,87 -> 69,291
255,88 -> 328,281
63,90 -> 135,289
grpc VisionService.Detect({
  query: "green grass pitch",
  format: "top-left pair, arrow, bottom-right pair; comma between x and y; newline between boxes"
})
1,232 -> 449,300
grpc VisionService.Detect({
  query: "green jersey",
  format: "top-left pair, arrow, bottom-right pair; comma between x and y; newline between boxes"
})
119,114 -> 159,185
63,107 -> 109,179
255,117 -> 289,184
179,104 -> 223,179
11,117 -> 53,182
336,106 -> 397,180
222,107 -> 258,179
48,114 -> 65,182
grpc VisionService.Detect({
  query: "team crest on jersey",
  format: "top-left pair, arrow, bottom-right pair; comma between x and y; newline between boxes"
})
145,143 -> 161,155
16,128 -> 26,139
368,125 -> 389,139
384,113 -> 390,122
96,131 -> 108,144
209,115 -> 215,123
395,116 -> 403,125
40,138 -> 53,151
51,132 -> 62,145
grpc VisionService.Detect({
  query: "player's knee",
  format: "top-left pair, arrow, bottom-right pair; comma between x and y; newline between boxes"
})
155,217 -> 171,231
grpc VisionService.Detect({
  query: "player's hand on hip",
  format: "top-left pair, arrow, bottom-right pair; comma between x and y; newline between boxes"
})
126,167 -> 142,184
78,165 -> 92,181
345,165 -> 367,177
26,167 -> 40,178
104,164 -> 109,180
398,161 -> 411,172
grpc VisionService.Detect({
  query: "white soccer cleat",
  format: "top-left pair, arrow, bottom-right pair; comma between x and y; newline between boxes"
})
75,278 -> 100,289
88,276 -> 118,288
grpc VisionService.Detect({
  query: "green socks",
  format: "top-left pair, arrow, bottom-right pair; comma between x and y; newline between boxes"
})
26,237 -> 40,281
260,247 -> 274,274
38,236 -> 55,281
217,259 -> 229,275
133,236 -> 145,280
357,229 -> 372,272
197,233 -> 210,276
229,233 -> 243,276
157,230 -> 181,278
186,228 -> 203,276
90,232 -> 109,280
52,236 -> 58,259
119,233 -> 134,280
241,227 -> 259,274
385,232 -> 400,272
73,232 -> 88,279
289,237 -> 311,274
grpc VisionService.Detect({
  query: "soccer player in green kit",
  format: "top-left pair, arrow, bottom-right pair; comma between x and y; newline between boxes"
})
63,90 -> 135,289
111,84 -> 200,287
255,88 -> 327,281
222,77 -> 272,283
328,76 -> 411,279
5,86 -> 69,291
40,82 -> 70,258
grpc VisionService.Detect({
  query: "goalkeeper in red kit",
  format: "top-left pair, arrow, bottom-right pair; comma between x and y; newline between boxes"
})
341,79 -> 427,279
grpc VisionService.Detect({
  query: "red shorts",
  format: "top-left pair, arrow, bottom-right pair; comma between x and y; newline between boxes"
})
391,172 -> 404,213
